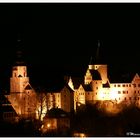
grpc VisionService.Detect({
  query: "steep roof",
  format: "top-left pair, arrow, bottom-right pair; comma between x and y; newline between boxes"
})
90,70 -> 101,80
0,94 -> 17,114
89,42 -> 106,65
13,39 -> 26,66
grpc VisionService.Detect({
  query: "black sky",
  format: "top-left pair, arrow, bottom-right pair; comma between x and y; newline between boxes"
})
0,3 -> 140,91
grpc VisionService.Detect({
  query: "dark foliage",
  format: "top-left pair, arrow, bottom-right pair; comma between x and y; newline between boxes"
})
72,103 -> 140,137
0,119 -> 41,137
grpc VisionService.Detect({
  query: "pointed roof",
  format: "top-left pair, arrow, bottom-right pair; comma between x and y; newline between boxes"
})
0,94 -> 17,114
132,73 -> 140,82
14,36 -> 26,66
95,40 -> 100,63
89,56 -> 93,65
89,40 -> 106,65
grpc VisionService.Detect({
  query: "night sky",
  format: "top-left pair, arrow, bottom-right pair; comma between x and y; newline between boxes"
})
0,3 -> 140,91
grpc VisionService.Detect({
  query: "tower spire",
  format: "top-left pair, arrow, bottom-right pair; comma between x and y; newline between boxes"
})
89,56 -> 93,65
14,33 -> 25,66
95,40 -> 100,64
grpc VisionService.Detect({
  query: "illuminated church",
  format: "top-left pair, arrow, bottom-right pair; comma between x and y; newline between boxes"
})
5,40 -> 37,120
4,40 -> 140,122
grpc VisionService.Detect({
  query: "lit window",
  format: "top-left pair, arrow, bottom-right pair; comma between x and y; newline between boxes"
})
47,123 -> 51,128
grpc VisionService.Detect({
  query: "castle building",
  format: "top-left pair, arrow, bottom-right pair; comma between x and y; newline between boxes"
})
4,40 -> 140,122
67,43 -> 140,111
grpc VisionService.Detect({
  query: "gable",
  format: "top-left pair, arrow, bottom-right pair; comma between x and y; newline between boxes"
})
78,84 -> 85,92
132,73 -> 140,83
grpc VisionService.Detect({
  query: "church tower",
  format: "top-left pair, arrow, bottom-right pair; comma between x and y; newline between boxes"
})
85,40 -> 108,84
10,39 -> 29,93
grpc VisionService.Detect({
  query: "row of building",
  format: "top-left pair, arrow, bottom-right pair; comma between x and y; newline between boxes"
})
1,45 -> 140,125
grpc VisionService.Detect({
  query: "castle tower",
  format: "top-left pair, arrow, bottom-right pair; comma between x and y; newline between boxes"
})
86,40 -> 108,84
10,39 -> 29,93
